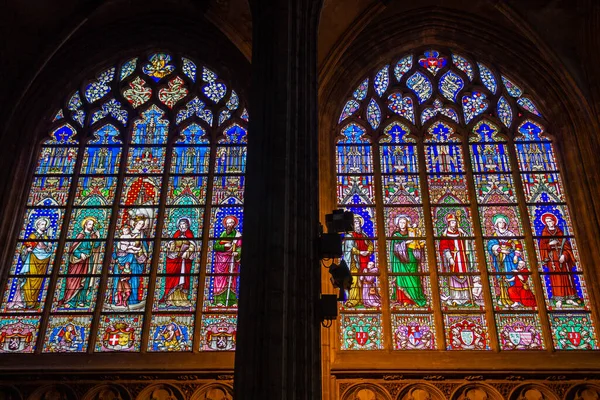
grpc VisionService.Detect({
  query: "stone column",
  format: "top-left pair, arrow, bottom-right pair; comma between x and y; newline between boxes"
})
234,1 -> 323,399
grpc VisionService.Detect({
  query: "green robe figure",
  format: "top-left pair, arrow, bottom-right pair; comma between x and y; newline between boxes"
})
389,215 -> 427,307
58,216 -> 101,309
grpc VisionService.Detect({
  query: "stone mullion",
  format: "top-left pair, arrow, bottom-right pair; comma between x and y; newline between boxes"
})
192,140 -> 217,352
506,136 -> 554,351
372,141 -> 392,352
139,133 -> 174,352
88,132 -> 129,353
35,141 -> 86,354
461,138 -> 499,352
234,0 -> 322,397
417,136 -> 446,350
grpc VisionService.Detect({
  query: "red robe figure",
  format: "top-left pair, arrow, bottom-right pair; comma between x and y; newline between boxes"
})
162,218 -> 196,307
342,214 -> 374,307
507,260 -> 536,307
438,213 -> 472,306
538,213 -> 580,308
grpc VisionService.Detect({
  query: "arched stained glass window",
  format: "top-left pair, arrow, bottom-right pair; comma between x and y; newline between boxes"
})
0,52 -> 247,353
335,48 -> 597,351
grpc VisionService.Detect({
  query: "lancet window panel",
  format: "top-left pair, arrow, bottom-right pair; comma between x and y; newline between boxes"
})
334,48 -> 598,352
0,52 -> 247,354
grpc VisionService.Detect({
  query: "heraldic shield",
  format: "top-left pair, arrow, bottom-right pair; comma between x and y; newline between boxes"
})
0,321 -> 36,353
408,325 -> 422,346
460,329 -> 474,346
509,331 -> 533,347
356,331 -> 368,346
568,331 -> 582,346
206,328 -> 236,351
103,322 -> 135,350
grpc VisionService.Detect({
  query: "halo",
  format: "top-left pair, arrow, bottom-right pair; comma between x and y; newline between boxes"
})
389,208 -> 420,235
354,214 -> 365,226
492,213 -> 509,227
394,214 -> 411,226
222,215 -> 239,228
80,216 -> 99,229
541,212 -> 558,226
35,216 -> 51,228
177,217 -> 191,227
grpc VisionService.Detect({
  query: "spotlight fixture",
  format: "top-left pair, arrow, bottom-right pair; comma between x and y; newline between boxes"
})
318,210 -> 355,326
325,209 -> 354,234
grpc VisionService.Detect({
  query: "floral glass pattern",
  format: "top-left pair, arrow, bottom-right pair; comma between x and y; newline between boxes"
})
477,62 -> 498,94
374,65 -> 390,97
394,55 -> 413,82
387,93 -> 415,124
452,53 -> 474,81
353,78 -> 369,101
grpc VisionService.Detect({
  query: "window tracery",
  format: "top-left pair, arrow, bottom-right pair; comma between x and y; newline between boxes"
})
0,52 -> 247,354
335,48 -> 597,351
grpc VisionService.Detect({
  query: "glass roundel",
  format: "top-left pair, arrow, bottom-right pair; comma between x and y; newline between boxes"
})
335,48 -> 597,351
0,52 -> 248,354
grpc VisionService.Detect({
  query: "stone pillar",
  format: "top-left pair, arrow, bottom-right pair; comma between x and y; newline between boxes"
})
234,1 -> 323,399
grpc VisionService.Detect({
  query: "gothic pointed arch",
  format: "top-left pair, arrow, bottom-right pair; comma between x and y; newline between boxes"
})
329,46 -> 598,355
0,51 -> 248,355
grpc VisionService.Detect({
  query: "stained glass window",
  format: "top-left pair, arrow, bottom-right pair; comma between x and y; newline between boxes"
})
335,48 -> 597,351
336,122 -> 381,349
0,52 -> 247,354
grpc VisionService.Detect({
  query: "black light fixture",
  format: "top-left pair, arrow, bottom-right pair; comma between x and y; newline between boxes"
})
325,209 -> 354,233
318,210 -> 355,327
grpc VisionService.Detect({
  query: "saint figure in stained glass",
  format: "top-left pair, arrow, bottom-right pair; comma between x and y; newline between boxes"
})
538,213 -> 581,308
486,214 -> 528,308
211,216 -> 242,306
109,216 -> 150,310
504,261 -> 536,308
360,263 -> 382,308
161,218 -> 196,308
389,215 -> 427,307
157,321 -> 187,351
56,217 -> 102,308
149,315 -> 194,352
8,218 -> 54,310
487,214 -> 523,270
52,322 -> 79,351
438,213 -> 475,306
343,214 -> 376,308
143,53 -> 175,82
